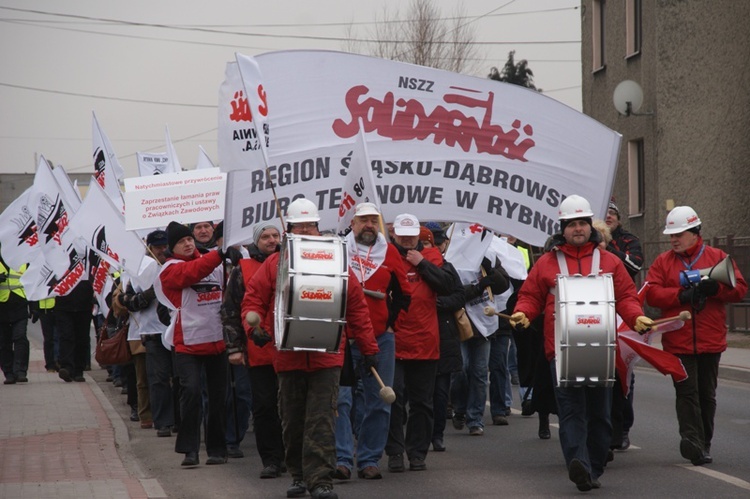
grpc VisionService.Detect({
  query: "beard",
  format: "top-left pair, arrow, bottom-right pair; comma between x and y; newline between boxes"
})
355,229 -> 377,246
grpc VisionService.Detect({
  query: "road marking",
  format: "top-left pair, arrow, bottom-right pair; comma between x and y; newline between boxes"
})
679,464 -> 750,491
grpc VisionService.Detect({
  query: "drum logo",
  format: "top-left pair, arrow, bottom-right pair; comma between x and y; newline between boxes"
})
301,248 -> 335,261
575,315 -> 602,326
299,286 -> 335,302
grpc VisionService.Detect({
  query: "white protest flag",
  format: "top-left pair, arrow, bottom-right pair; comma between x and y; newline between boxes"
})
51,165 -> 82,214
337,125 -> 380,233
234,53 -> 271,168
69,179 -> 146,279
165,126 -> 184,173
488,235 -> 528,281
445,223 -> 494,272
92,112 -> 125,212
0,187 -> 42,268
195,146 -> 216,170
137,151 -> 176,176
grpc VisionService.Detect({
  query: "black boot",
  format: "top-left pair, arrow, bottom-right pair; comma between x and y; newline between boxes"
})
538,413 -> 551,440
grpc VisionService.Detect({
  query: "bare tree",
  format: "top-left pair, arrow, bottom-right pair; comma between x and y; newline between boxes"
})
348,0 -> 478,74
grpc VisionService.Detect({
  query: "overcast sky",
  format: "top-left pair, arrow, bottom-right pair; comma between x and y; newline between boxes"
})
0,0 -> 581,178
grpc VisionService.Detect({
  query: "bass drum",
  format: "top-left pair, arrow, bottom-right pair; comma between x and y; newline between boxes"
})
275,234 -> 348,352
554,274 -> 616,388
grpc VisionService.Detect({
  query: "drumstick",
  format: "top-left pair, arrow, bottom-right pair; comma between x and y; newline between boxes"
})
483,305 -> 513,321
370,366 -> 396,404
245,311 -> 261,327
651,311 -> 691,326
363,289 -> 386,300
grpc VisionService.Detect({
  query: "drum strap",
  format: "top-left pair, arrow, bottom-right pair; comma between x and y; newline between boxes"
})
555,248 -> 600,277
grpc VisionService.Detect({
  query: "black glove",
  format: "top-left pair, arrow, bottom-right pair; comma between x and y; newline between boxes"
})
698,278 -> 720,297
480,257 -> 494,275
362,354 -> 379,376
251,326 -> 272,347
220,247 -> 242,266
477,275 -> 493,290
30,310 -> 39,324
678,287 -> 706,310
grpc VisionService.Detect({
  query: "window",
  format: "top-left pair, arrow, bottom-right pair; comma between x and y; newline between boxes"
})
627,139 -> 645,215
592,0 -> 606,71
626,0 -> 642,57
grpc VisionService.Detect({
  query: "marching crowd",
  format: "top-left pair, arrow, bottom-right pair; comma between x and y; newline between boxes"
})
1,195 -> 745,498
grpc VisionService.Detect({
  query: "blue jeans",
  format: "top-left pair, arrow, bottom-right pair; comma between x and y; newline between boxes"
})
488,334 -> 511,417
452,336 -> 490,429
335,332 -> 395,470
552,360 -> 612,480
225,363 -> 253,447
145,337 -> 174,430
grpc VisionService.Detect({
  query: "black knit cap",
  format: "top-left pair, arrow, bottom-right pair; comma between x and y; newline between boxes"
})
167,221 -> 193,251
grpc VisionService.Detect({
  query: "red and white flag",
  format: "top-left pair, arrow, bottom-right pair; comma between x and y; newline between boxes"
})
337,125 -> 380,233
0,187 -> 42,269
92,112 -> 125,212
234,53 -> 271,168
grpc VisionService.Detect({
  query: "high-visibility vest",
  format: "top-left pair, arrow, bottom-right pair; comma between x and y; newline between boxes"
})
39,297 -> 55,309
0,262 -> 27,302
517,245 -> 531,270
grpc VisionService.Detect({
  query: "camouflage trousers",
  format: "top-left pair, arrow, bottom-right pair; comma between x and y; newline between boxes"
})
278,367 -> 340,490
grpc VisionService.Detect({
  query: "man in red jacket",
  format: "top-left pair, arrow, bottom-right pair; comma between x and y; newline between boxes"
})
510,195 -> 653,492
222,222 -> 285,477
385,213 -> 454,473
645,206 -> 747,466
155,221 -> 227,468
334,202 -> 411,480
241,198 -> 379,499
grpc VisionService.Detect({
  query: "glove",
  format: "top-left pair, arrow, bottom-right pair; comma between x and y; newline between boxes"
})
678,287 -> 707,311
30,310 -> 39,324
477,275 -> 493,289
509,312 -> 530,329
634,316 -> 654,335
481,257 -> 494,274
697,278 -> 720,297
250,327 -> 272,347
220,246 -> 242,266
362,354 -> 379,376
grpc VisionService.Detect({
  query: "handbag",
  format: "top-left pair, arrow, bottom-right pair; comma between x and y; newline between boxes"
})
95,319 -> 133,366
454,308 -> 474,342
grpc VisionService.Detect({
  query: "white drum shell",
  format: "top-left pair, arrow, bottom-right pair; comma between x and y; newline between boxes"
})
554,274 -> 616,388
275,234 -> 348,352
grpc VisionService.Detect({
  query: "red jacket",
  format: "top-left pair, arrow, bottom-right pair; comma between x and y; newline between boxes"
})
242,252 -> 378,373
514,241 -> 644,362
158,250 -> 225,356
394,246 -> 452,361
645,238 -> 747,354
239,258 -> 277,367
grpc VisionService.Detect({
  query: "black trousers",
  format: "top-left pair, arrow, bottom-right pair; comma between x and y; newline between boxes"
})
56,310 -> 91,377
248,364 -> 285,467
674,352 -> 721,452
173,351 -> 228,457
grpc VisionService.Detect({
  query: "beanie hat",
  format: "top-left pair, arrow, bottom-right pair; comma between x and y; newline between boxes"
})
146,229 -> 168,247
608,201 -> 620,219
167,221 -> 193,251
214,221 -> 224,241
253,222 -> 278,246
419,226 -> 435,246
560,217 -> 592,233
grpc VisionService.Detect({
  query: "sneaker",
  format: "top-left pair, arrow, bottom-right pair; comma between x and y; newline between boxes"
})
568,458 -> 592,492
357,466 -> 382,479
310,483 -> 337,499
130,407 -> 139,422
618,433 -> 631,451
156,427 -> 173,438
591,478 -> 601,489
332,465 -> 351,480
451,413 -> 466,430
388,454 -> 405,473
492,415 -> 509,426
206,455 -> 228,465
287,479 -> 306,498
409,457 -> 427,471
227,445 -> 244,459
469,426 -> 484,436
181,452 -> 199,467
431,438 -> 446,452
260,463 -> 283,479
680,437 -> 703,462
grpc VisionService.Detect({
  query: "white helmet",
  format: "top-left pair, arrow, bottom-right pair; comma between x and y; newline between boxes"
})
285,198 -> 320,223
663,206 -> 701,234
558,195 -> 594,221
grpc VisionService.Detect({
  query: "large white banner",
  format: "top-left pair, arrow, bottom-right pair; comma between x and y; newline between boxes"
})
123,168 -> 227,230
218,50 -> 621,248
